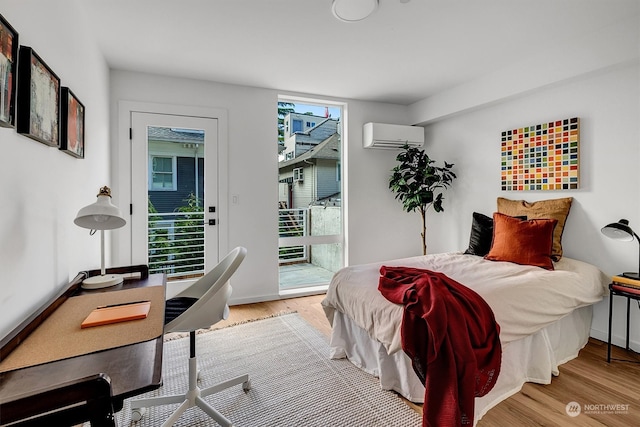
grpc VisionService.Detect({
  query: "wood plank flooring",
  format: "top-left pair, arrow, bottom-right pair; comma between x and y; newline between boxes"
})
229,294 -> 640,426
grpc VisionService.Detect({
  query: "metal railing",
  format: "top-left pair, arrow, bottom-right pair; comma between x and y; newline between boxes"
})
278,208 -> 307,263
148,211 -> 205,280
148,208 -> 308,277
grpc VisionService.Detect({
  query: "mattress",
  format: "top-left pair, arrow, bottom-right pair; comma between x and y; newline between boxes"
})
328,305 -> 593,424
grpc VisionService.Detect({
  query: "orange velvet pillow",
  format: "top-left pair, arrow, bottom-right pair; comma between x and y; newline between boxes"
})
485,212 -> 557,270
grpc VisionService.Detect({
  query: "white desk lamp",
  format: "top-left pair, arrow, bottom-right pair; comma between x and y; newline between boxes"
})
74,186 -> 127,289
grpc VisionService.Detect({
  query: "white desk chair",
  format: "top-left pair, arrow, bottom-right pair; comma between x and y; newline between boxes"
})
131,246 -> 249,427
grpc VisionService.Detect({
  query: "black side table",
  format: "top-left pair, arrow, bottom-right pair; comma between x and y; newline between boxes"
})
607,282 -> 640,362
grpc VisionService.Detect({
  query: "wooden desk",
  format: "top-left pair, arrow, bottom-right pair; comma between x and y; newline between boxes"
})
0,266 -> 166,426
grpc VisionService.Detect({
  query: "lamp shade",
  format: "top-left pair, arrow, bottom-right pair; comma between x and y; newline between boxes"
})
601,219 -> 635,242
74,186 -> 126,230
601,218 -> 640,280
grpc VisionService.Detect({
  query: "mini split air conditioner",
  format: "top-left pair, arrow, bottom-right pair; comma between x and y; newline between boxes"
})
363,122 -> 425,149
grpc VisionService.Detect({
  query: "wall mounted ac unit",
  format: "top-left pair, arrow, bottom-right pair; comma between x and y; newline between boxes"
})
363,122 -> 425,149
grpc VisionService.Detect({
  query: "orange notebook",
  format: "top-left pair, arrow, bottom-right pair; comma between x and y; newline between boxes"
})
81,301 -> 151,328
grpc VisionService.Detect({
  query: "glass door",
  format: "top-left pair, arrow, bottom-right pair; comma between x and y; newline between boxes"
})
277,99 -> 344,291
130,112 -> 219,285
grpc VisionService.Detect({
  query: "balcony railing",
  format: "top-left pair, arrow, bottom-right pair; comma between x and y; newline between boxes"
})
278,208 -> 307,263
148,211 -> 205,280
148,208 -> 309,278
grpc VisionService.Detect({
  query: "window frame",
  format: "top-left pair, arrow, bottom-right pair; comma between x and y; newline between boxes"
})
148,154 -> 177,191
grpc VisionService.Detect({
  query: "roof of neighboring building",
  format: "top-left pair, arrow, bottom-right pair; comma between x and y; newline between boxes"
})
294,118 -> 338,140
147,127 -> 204,143
279,133 -> 340,169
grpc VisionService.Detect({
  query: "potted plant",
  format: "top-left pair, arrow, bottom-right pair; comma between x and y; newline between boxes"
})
389,145 -> 456,255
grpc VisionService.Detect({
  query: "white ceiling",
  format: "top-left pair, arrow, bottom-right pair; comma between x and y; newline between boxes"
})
79,0 -> 639,105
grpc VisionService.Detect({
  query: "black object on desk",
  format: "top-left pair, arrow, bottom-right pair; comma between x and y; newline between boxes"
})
607,281 -> 640,363
0,265 -> 166,427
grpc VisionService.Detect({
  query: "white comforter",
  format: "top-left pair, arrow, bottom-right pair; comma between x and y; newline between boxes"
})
322,252 -> 608,354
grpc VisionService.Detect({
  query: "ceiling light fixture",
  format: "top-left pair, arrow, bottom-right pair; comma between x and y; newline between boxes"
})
332,0 -> 379,23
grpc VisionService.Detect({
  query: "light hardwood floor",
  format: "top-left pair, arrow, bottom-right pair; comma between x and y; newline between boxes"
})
228,294 -> 640,426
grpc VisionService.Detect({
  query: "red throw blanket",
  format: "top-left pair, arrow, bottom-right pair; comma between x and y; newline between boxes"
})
378,266 -> 501,427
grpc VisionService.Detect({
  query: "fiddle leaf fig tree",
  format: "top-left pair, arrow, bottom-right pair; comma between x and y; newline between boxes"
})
389,145 -> 456,255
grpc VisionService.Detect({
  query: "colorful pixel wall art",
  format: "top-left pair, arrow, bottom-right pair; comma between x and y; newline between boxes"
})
501,117 -> 579,191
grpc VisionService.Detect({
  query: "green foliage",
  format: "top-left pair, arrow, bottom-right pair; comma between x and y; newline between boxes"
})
278,101 -> 295,143
148,193 -> 205,278
389,145 -> 456,214
389,145 -> 456,254
172,193 -> 204,273
148,198 -> 171,269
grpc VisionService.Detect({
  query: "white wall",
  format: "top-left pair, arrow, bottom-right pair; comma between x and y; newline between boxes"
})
109,71 -> 410,304
408,63 -> 640,346
0,1 -> 111,339
345,102 -> 426,264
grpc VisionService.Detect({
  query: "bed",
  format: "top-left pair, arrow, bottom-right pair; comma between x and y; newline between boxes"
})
321,201 -> 609,425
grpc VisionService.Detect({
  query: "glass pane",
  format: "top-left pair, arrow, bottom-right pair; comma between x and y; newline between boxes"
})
278,101 -> 343,290
147,126 -> 205,281
153,157 -> 172,173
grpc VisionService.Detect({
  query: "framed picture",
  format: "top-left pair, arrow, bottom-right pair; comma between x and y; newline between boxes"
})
17,46 -> 60,147
60,87 -> 84,158
0,13 -> 18,128
500,117 -> 579,191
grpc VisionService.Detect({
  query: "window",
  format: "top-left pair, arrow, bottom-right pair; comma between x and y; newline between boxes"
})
285,152 -> 294,160
306,121 -> 315,128
292,119 -> 303,134
149,155 -> 177,190
293,167 -> 304,182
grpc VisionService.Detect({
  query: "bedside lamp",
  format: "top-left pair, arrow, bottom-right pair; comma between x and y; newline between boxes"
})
601,219 -> 640,280
75,186 -> 127,289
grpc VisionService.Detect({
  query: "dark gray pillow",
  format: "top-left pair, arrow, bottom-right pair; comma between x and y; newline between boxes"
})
464,212 -> 494,256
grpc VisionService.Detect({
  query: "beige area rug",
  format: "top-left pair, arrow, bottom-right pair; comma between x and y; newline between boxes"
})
110,313 -> 422,426
163,310 -> 297,342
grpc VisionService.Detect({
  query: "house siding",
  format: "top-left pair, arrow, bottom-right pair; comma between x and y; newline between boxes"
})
149,156 -> 204,214
316,159 -> 340,200
291,177 -> 314,209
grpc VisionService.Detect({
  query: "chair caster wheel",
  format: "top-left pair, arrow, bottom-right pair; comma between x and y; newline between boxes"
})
131,407 -> 146,422
242,379 -> 252,391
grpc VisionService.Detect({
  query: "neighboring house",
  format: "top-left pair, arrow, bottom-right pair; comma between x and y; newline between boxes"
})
147,127 -> 205,215
281,113 -> 339,160
279,131 -> 341,209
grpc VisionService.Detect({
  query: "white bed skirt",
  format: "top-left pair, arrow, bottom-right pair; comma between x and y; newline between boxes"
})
328,305 -> 593,424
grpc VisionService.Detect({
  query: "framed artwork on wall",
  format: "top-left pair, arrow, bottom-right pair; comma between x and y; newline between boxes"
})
60,87 -> 84,158
16,46 -> 60,147
500,117 -> 579,191
0,13 -> 18,128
